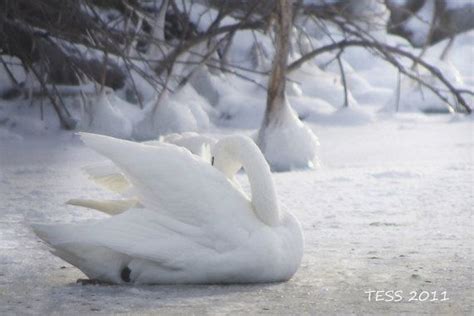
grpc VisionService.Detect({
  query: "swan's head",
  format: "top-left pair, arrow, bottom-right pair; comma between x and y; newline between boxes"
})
212,135 -> 262,178
212,136 -> 244,178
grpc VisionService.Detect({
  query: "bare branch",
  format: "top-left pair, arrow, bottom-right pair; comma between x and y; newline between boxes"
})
288,39 -> 472,113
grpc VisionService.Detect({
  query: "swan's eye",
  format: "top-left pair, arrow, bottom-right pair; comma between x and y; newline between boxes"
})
211,156 -> 215,166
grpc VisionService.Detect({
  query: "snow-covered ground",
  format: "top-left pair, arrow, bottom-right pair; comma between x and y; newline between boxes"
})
1,114 -> 472,314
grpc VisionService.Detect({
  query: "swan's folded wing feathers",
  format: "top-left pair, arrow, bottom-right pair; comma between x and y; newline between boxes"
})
33,209 -> 231,270
66,198 -> 140,215
83,161 -> 120,178
82,161 -> 131,194
79,133 -> 255,229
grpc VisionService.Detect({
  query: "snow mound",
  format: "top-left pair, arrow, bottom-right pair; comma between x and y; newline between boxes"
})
289,63 -> 359,108
291,97 -> 373,126
79,91 -> 133,139
0,127 -> 23,141
287,82 -> 303,97
132,85 -> 213,140
152,100 -> 198,134
449,113 -> 474,123
153,86 -> 211,135
382,59 -> 471,113
214,75 -> 266,128
290,95 -> 336,122
326,106 -> 374,125
171,85 -> 212,131
257,98 -> 319,172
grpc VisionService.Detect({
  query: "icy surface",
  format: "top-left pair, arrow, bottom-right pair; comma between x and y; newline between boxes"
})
1,114 -> 472,314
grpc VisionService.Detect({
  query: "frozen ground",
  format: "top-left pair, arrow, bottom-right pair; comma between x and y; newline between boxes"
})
0,114 -> 472,315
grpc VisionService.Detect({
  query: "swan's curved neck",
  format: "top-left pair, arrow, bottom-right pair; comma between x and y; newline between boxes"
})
220,138 -> 280,226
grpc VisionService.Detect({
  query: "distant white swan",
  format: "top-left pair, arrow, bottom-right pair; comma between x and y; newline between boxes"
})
33,133 -> 304,284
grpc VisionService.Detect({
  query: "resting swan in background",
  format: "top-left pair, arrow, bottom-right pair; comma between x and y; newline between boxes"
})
33,133 -> 304,284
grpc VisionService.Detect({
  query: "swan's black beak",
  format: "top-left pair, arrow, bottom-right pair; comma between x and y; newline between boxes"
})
211,156 -> 215,166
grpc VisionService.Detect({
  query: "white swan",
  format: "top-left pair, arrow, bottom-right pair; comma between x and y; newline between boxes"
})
32,133 -> 304,284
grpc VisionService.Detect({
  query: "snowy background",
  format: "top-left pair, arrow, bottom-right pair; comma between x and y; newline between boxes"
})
1,114 -> 472,314
1,0 -> 473,314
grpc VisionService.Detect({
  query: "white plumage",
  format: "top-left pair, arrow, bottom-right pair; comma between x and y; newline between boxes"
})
33,133 -> 304,284
68,132 -> 216,214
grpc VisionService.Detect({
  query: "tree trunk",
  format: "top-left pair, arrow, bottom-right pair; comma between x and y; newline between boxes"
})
387,0 -> 474,47
256,0 -> 318,171
265,0 -> 293,123
258,0 -> 294,145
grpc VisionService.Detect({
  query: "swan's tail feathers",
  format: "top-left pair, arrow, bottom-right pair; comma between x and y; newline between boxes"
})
31,223 -> 55,246
32,223 -> 130,283
32,222 -> 81,246
82,162 -> 131,194
67,198 -> 140,215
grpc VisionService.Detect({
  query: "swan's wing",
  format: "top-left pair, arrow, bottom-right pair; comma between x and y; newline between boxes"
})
32,209 -> 230,282
74,162 -> 134,214
33,209 -> 216,268
74,134 -> 215,214
66,198 -> 140,215
82,162 -> 131,194
83,133 -> 216,194
79,133 -> 254,228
